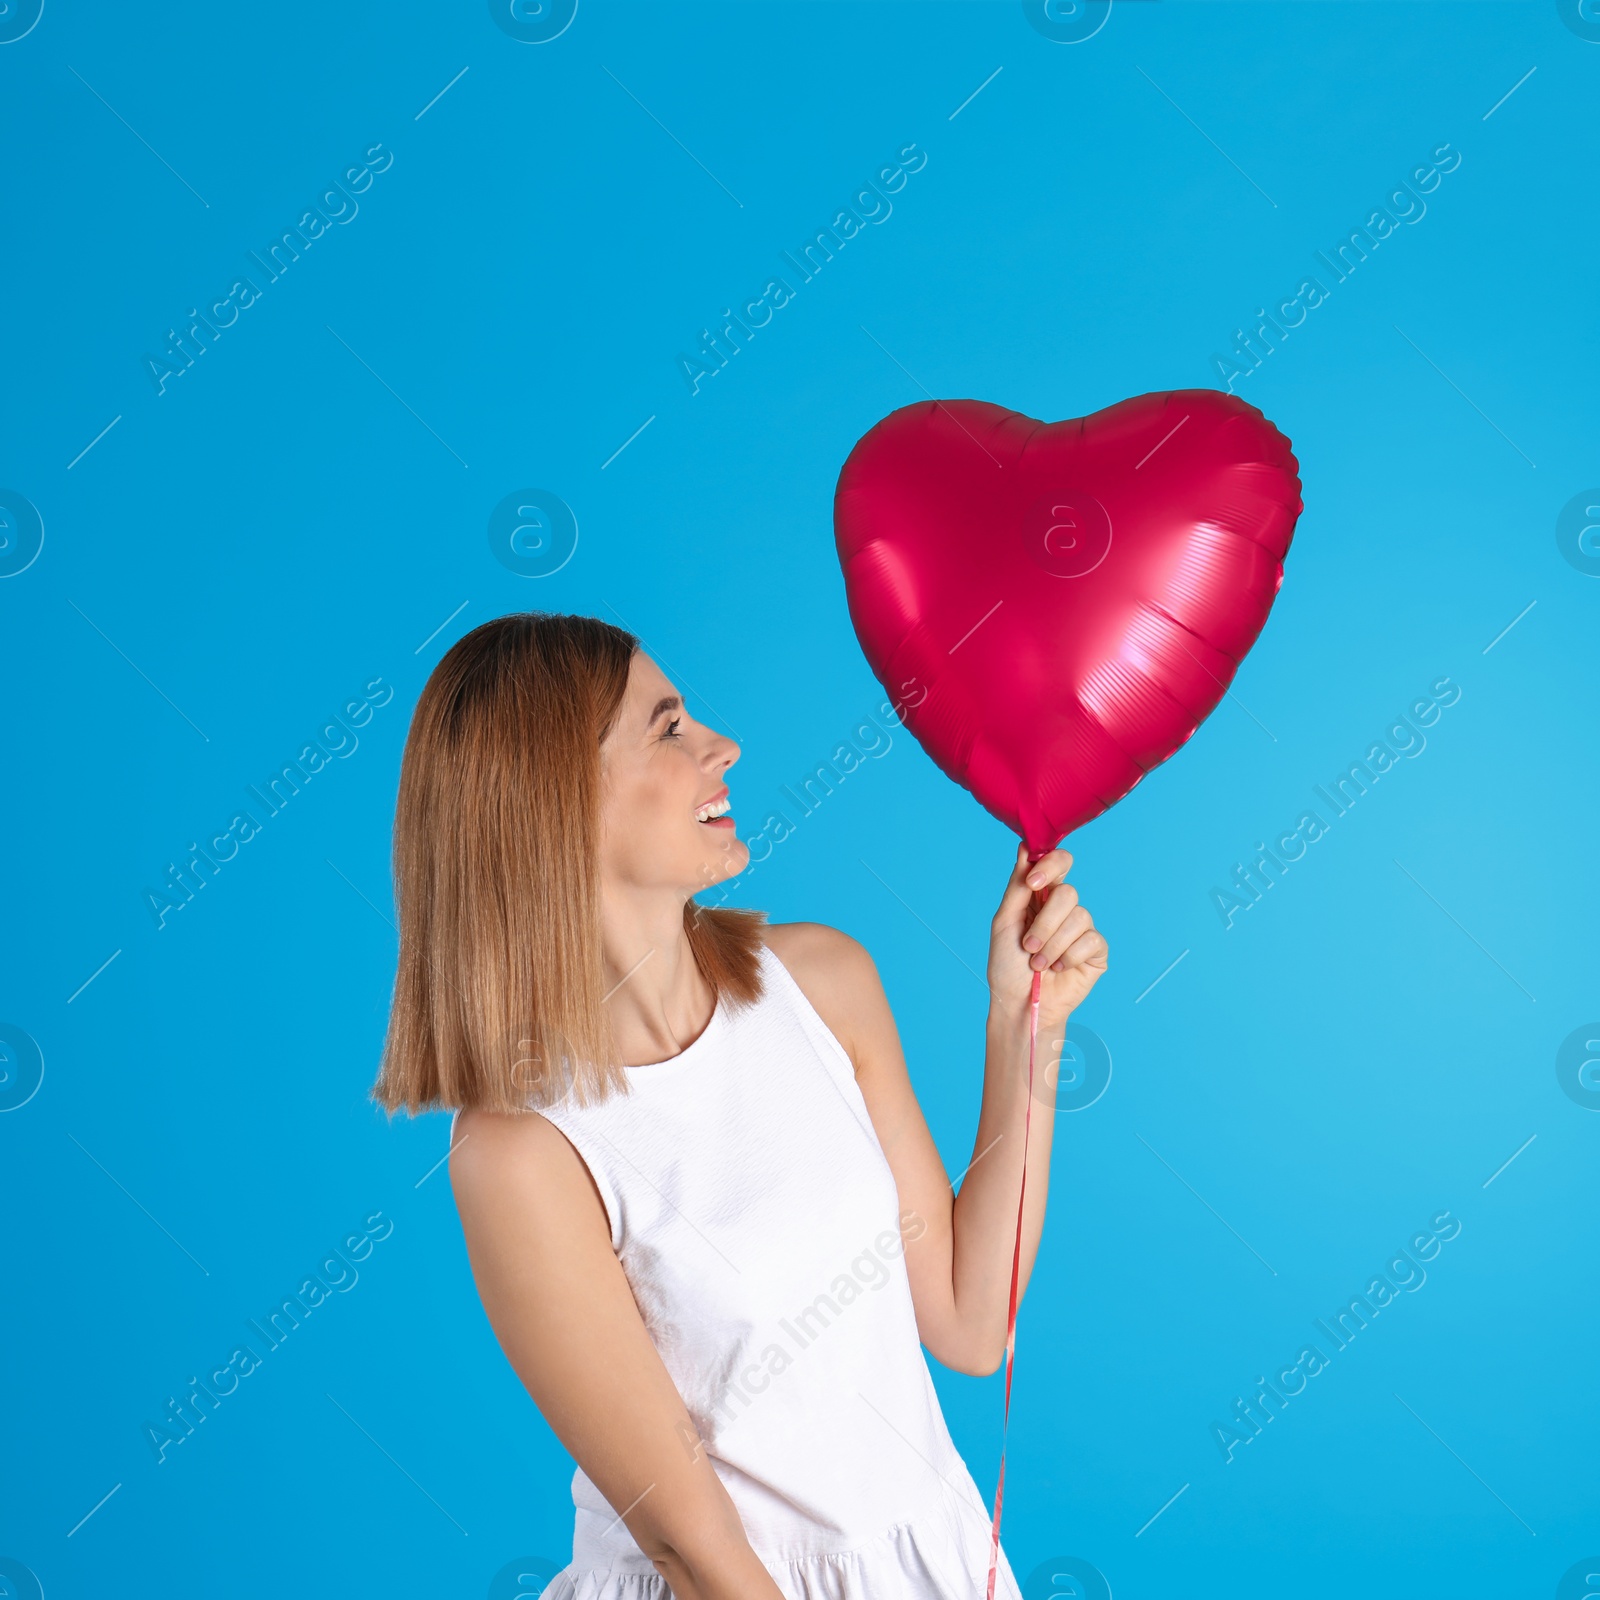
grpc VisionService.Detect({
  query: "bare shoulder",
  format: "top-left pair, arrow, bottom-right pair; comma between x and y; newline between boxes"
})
762,920 -> 880,993
451,1105 -> 566,1180
449,1107 -> 607,1235
762,921 -> 895,1068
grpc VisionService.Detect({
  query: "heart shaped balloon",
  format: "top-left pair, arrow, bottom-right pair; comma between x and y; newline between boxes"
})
834,390 -> 1303,854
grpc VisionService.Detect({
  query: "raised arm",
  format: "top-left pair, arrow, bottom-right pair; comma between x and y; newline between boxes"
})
764,843 -> 1105,1376
449,1110 -> 785,1600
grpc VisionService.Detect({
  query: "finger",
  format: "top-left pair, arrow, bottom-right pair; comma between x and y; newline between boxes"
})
1022,880 -> 1080,952
994,842 -> 1042,927
1050,927 -> 1109,973
1023,847 -> 1074,894
1032,903 -> 1092,971
1038,904 -> 1093,970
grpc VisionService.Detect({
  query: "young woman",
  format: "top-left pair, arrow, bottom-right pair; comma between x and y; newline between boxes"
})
374,612 -> 1107,1600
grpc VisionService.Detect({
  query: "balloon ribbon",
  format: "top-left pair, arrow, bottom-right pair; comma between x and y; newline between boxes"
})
985,955 -> 1042,1600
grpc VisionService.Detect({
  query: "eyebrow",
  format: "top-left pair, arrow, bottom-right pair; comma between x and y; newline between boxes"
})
645,694 -> 682,731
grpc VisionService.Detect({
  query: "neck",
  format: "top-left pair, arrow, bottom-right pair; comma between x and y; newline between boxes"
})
598,882 -> 713,1067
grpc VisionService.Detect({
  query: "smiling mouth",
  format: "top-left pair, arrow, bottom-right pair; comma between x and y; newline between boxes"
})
695,791 -> 733,826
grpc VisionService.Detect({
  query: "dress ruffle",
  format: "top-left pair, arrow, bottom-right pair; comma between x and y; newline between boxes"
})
542,1517 -> 1022,1600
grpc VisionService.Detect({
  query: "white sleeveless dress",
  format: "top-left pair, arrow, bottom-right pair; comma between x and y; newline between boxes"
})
534,942 -> 1023,1600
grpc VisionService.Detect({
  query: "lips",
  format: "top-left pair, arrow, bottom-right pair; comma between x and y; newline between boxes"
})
694,786 -> 733,825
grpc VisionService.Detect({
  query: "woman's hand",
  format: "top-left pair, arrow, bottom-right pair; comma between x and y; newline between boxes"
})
987,843 -> 1108,1031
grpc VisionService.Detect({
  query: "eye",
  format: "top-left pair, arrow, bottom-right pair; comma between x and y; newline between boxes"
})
662,716 -> 683,739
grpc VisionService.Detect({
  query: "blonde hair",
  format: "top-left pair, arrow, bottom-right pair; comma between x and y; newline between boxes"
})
372,611 -> 765,1115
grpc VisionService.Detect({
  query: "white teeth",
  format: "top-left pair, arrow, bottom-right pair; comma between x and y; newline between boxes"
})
695,796 -> 731,822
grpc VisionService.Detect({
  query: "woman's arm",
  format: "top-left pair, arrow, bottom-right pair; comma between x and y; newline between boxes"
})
764,843 -> 1105,1376
450,1110 -> 786,1600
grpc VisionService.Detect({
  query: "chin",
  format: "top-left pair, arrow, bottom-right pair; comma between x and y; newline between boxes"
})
692,833 -> 750,890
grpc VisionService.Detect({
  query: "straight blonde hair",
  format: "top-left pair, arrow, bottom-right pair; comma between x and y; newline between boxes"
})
372,611 -> 765,1115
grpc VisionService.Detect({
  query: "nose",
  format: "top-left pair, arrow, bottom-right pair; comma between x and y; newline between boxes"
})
704,727 -> 740,774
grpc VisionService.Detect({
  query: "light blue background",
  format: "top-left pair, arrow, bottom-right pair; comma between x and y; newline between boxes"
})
3,2 -> 1597,1596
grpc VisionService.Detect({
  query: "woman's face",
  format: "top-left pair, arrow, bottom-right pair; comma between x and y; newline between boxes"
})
598,652 -> 748,896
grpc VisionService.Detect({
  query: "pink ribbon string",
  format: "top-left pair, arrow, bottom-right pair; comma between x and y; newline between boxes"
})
985,961 -> 1042,1599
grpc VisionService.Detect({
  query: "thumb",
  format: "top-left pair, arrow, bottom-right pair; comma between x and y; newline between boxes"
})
995,841 -> 1035,925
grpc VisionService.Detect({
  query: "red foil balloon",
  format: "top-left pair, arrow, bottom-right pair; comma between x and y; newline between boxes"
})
834,390 -> 1303,854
